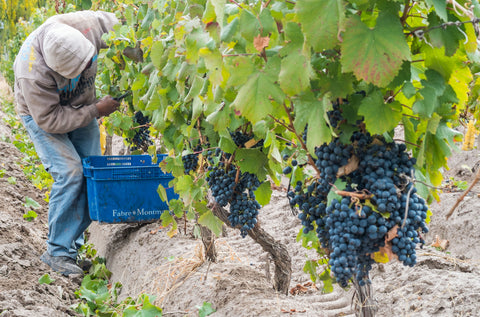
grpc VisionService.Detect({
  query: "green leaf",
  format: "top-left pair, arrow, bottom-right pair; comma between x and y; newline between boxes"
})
296,0 -> 344,51
0,169 -> 5,177
220,16 -> 239,42
219,136 -> 237,154
426,0 -> 447,21
235,148 -> 268,180
279,49 -> 311,96
198,302 -> 216,317
303,260 -> 319,283
427,13 -> 462,56
341,12 -> 411,86
24,196 -> 41,209
198,210 -> 223,236
23,210 -> 38,222
412,69 -> 446,118
131,73 -> 147,91
175,175 -> 204,205
254,181 -> 272,206
231,71 -> 285,124
141,8 -> 156,30
199,48 -> 223,85
7,177 -> 16,185
319,269 -> 334,293
258,9 -> 276,36
210,0 -> 225,27
294,92 -> 333,155
157,183 -> 168,203
38,273 -> 55,285
206,104 -> 230,132
239,9 -> 259,42
226,56 -> 254,87
316,60 -> 355,99
358,90 -> 403,135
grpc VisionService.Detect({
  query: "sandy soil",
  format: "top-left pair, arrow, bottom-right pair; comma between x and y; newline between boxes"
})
1,75 -> 480,317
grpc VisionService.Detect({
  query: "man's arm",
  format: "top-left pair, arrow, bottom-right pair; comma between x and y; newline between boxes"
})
17,78 -> 119,134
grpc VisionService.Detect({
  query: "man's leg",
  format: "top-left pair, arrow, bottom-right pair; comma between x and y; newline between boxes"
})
67,118 -> 101,253
21,115 -> 91,263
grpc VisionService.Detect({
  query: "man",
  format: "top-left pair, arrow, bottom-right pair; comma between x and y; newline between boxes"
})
13,10 -> 120,276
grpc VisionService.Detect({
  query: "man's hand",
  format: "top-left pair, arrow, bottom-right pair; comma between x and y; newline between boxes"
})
96,96 -> 120,117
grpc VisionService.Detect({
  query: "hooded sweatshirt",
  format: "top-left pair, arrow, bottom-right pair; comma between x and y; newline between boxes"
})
13,11 -> 119,134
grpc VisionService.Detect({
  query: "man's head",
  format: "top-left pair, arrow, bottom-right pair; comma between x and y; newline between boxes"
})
43,23 -> 95,79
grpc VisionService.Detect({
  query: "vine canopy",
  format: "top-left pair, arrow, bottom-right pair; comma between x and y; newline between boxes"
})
99,0 -> 480,206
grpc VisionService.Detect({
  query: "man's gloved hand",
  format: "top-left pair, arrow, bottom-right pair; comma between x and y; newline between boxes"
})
96,96 -> 120,117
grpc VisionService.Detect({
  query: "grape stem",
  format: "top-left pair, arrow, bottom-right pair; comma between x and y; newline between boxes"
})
129,123 -> 151,130
401,170 -> 415,229
392,139 -> 421,148
330,185 -> 373,200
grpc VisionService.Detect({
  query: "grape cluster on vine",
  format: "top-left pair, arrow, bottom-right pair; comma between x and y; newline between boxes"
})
127,111 -> 153,152
186,131 -> 264,238
284,106 -> 429,287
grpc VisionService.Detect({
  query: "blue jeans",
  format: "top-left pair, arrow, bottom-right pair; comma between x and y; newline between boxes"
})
21,115 -> 100,259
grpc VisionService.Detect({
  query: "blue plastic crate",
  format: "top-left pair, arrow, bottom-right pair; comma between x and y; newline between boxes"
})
82,154 -> 178,223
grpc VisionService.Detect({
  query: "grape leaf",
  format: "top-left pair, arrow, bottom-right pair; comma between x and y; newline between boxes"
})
279,49 -> 311,96
174,175 -> 203,205
157,183 -> 168,202
239,9 -> 259,42
294,92 -> 333,155
150,41 -> 164,69
358,90 -> 403,135
235,148 -> 268,180
428,13 -> 462,56
24,196 -> 40,209
296,0 -> 344,51
341,12 -> 410,86
198,302 -> 216,317
225,56 -> 254,87
199,48 -> 223,86
210,0 -> 225,28
254,181 -> 272,206
220,16 -> 239,42
38,273 -> 55,285
230,71 -> 284,124
198,210 -> 223,236
259,8 -> 276,36
303,260 -> 320,283
425,0 -> 447,21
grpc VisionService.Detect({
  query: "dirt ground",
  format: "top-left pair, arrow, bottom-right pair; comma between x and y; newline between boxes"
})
1,75 -> 480,317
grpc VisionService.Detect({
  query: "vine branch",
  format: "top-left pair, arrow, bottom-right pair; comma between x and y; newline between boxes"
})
445,166 -> 480,219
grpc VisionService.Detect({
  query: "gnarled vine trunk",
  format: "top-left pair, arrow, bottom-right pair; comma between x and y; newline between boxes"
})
352,276 -> 377,317
208,197 -> 292,294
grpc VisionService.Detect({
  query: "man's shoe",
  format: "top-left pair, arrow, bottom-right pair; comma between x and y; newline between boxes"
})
40,251 -> 84,276
76,257 -> 92,271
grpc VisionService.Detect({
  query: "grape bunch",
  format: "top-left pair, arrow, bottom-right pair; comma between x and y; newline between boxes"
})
182,145 -> 202,174
127,111 -> 153,152
284,108 -> 429,287
204,131 -> 263,237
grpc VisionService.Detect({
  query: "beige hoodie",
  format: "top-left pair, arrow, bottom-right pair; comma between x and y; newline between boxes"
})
13,11 -> 119,134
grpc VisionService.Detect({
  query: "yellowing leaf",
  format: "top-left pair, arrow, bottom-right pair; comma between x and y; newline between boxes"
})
372,250 -> 390,263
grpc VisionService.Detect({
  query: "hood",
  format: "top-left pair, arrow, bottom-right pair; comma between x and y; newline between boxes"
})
43,22 -> 95,79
